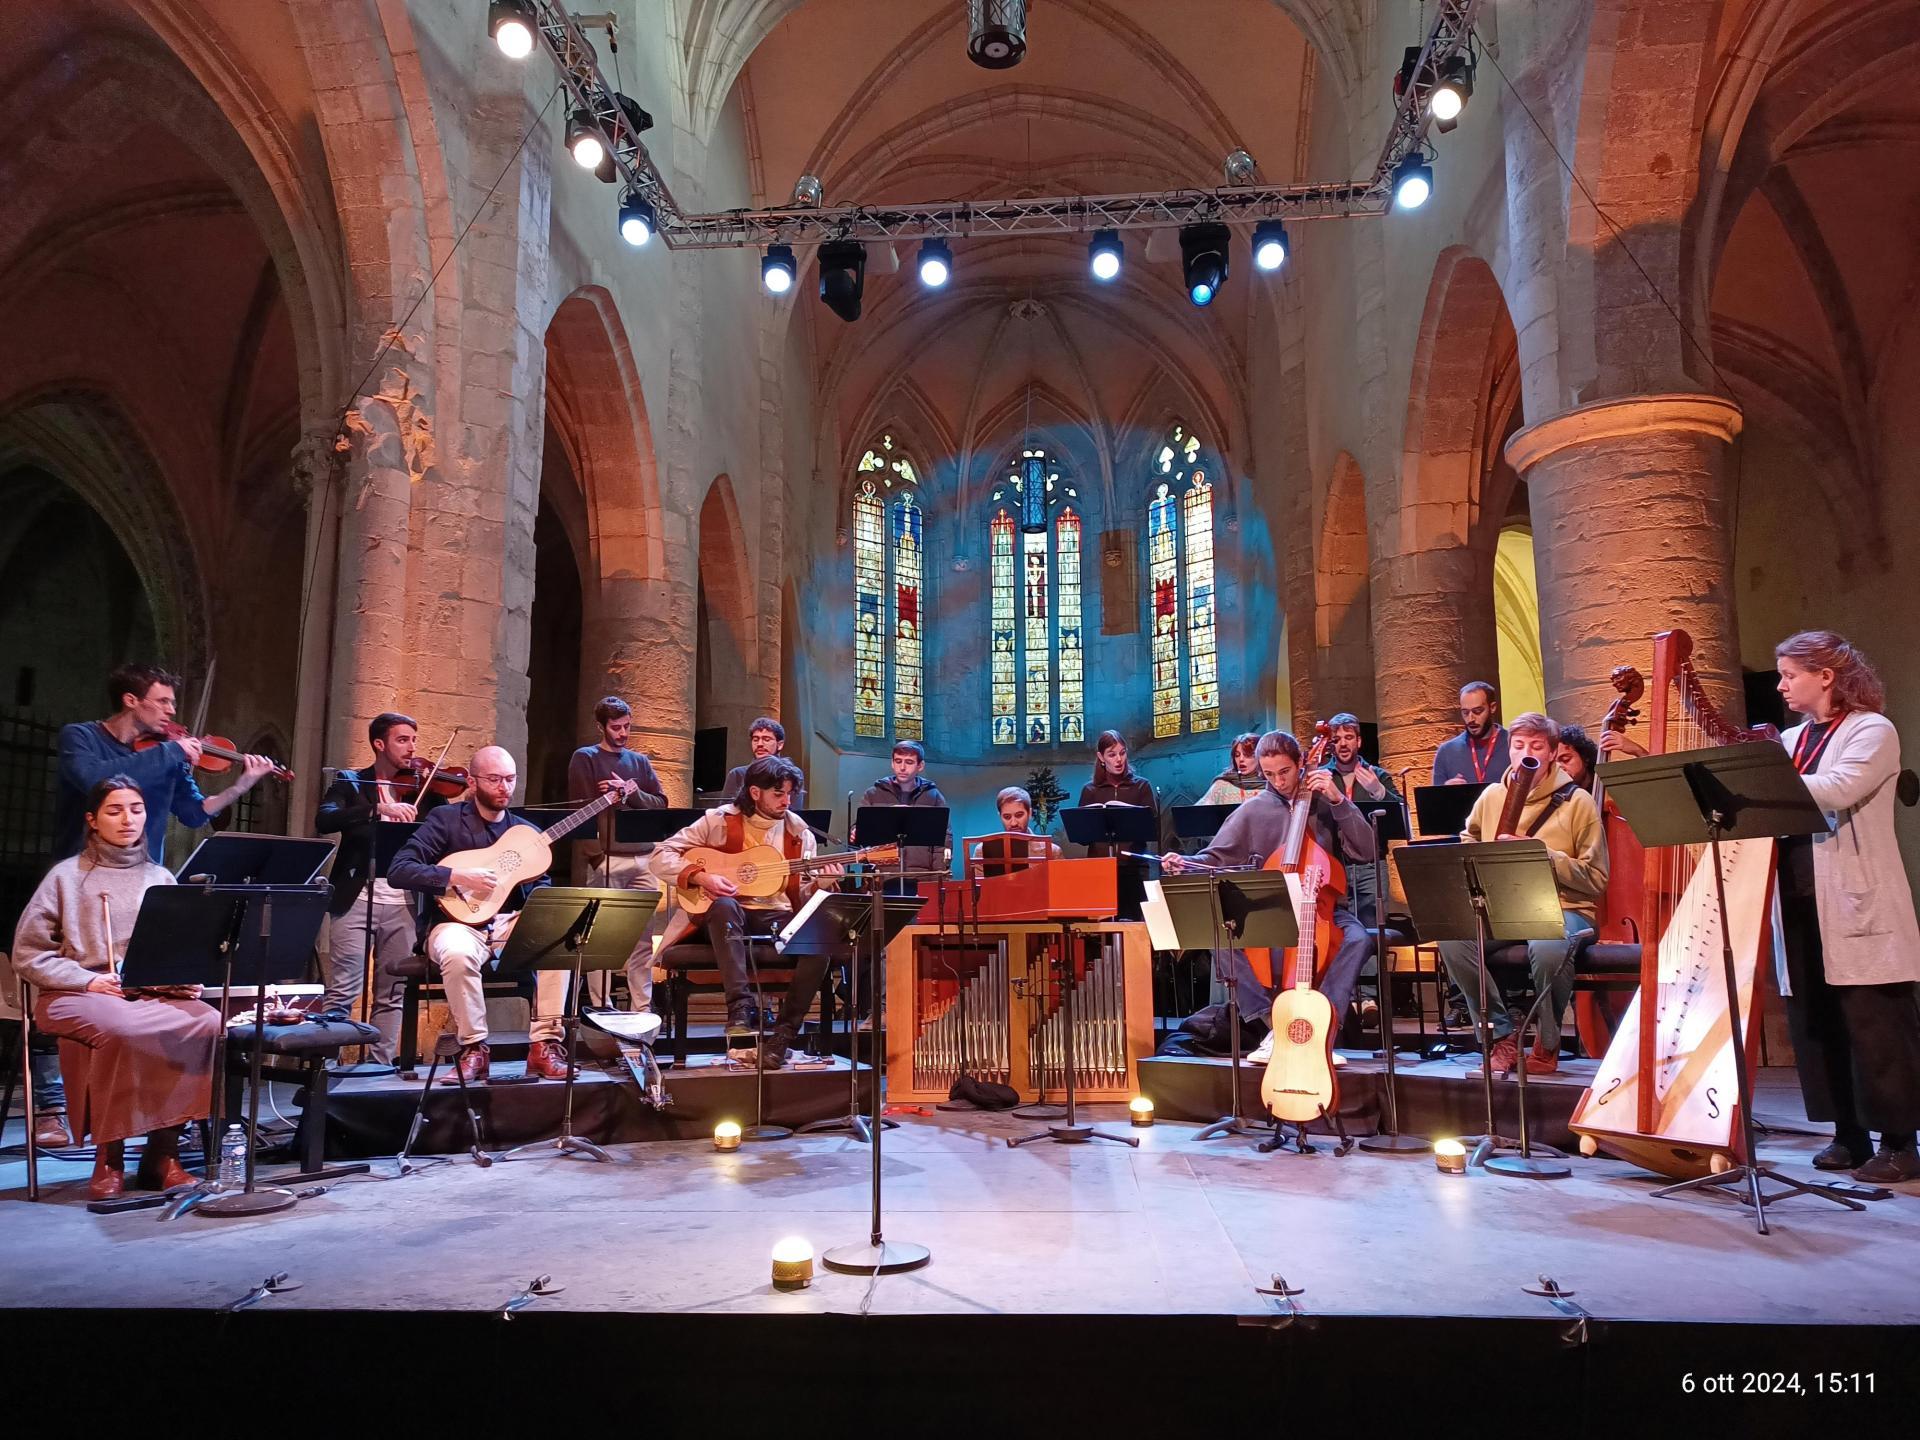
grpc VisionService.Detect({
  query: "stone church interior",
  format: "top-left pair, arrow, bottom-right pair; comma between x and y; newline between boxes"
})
1,0 -> 1917,1417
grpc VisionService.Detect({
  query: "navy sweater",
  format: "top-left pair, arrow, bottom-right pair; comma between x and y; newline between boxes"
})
54,722 -> 209,863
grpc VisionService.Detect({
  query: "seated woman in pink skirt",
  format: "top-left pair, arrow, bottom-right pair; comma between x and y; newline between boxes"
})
11,776 -> 222,1199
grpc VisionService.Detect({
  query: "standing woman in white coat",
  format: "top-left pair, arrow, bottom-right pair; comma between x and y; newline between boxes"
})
1774,631 -> 1920,1183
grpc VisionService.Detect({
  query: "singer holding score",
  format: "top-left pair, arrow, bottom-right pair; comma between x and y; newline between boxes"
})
1434,712 -> 1607,1077
10,776 -> 223,1200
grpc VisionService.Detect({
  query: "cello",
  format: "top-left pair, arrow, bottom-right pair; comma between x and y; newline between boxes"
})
1256,723 -> 1349,1132
1571,666 -> 1646,1055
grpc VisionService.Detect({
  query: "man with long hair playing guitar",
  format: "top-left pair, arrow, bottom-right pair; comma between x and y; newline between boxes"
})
651,755 -> 843,1069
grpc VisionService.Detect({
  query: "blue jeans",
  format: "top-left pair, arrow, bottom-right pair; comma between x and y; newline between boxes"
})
1220,908 -> 1371,1034
1438,910 -> 1594,1052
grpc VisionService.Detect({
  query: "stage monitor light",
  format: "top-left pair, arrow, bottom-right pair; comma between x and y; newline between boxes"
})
1179,222 -> 1230,308
567,111 -> 606,171
1252,220 -> 1288,272
917,238 -> 952,289
1393,156 -> 1433,211
770,1236 -> 815,1290
1129,1096 -> 1155,1128
817,239 -> 867,323
762,243 -> 797,295
1088,229 -> 1122,282
489,0 -> 535,59
1430,56 -> 1473,123
713,1120 -> 743,1151
1434,1137 -> 1467,1174
618,192 -> 656,248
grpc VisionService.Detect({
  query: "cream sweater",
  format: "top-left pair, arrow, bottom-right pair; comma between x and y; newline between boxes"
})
11,850 -> 174,992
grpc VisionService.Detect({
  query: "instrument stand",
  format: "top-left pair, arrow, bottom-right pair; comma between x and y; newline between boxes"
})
823,873 -> 935,1276
1260,1103 -> 1353,1157
337,816 -> 423,1078
1394,840 -> 1569,1179
740,938 -> 789,1142
1355,804 -> 1427,1154
1007,923 -> 1138,1149
496,888 -> 658,1165
786,892 -> 922,1140
1603,744 -> 1864,1234
115,882 -> 332,1219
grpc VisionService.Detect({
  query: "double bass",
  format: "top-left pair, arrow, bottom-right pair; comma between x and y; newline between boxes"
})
1569,630 -> 1779,1178
1256,723 -> 1348,1128
1571,666 -> 1647,1055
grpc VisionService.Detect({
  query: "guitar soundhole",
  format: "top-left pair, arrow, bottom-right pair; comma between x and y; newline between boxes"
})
1286,1018 -> 1314,1045
739,864 -> 760,884
497,851 -> 520,872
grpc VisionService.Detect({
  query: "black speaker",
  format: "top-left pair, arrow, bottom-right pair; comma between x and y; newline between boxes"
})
693,727 -> 727,794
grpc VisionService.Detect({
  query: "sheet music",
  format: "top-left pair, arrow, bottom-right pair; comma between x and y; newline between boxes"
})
1140,881 -> 1180,951
776,887 -> 833,953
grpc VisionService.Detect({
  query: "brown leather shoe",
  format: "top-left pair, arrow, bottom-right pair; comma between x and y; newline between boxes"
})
1485,1034 -> 1520,1076
89,1140 -> 126,1201
134,1128 -> 195,1191
1522,1042 -> 1559,1077
524,1039 -> 572,1080
441,1041 -> 490,1085
34,1111 -> 72,1149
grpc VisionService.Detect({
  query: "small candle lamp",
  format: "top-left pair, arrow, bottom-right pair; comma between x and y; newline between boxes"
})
1128,1096 -> 1156,1128
1433,1138 -> 1467,1175
770,1236 -> 815,1291
713,1120 -> 743,1152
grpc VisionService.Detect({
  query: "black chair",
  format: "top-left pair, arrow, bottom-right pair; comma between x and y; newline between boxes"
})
224,1013 -> 379,1180
657,936 -> 834,1067
393,950 -> 532,1075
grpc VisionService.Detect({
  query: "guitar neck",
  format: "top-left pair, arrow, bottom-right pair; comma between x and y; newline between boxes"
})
542,787 -> 624,843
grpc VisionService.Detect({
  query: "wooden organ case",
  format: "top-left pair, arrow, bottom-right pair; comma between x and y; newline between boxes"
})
885,847 -> 1154,1104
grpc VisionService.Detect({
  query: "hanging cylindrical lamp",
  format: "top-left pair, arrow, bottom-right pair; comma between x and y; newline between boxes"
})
967,0 -> 1028,69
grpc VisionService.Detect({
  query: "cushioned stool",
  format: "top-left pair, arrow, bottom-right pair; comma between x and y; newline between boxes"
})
225,1014 -> 378,1183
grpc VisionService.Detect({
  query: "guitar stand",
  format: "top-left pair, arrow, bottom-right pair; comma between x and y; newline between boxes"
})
1258,1104 -> 1352,1157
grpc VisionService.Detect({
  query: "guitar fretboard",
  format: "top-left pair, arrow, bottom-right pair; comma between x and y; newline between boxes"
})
541,787 -> 627,844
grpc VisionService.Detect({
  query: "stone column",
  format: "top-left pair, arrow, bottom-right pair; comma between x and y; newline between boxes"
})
1370,544 -> 1499,783
1505,393 -> 1744,724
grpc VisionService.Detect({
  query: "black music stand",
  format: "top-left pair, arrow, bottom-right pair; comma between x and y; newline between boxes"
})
1600,742 -> 1858,1233
797,808 -> 833,838
177,833 -> 334,885
494,887 -> 659,1164
1393,840 -> 1569,1178
820,876 -> 937,1276
1063,803 -> 1157,920
783,890 -> 921,1140
855,804 -> 951,893
1159,871 -> 1295,1142
1171,804 -> 1242,851
1354,799 -> 1426,1154
1411,783 -> 1484,839
333,818 -> 420,1078
121,884 -> 332,1218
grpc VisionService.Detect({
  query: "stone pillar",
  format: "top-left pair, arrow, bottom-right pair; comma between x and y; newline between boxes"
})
582,575 -> 697,804
1370,545 -> 1499,783
1506,393 -> 1744,724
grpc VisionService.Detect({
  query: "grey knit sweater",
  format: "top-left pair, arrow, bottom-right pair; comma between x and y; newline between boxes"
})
10,847 -> 174,992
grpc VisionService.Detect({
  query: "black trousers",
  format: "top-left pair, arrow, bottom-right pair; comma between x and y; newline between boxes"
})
1779,893 -> 1920,1141
694,898 -> 832,1029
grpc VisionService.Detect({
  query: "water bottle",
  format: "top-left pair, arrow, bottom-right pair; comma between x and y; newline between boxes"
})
217,1124 -> 247,1189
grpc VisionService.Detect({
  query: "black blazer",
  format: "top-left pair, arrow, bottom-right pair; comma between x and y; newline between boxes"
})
387,800 -> 549,926
315,768 -> 444,917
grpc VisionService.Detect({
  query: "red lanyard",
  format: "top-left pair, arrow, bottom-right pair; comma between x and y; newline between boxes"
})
1792,714 -> 1845,774
1468,730 -> 1497,783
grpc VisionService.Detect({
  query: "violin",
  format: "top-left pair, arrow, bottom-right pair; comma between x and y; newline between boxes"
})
134,722 -> 294,782
381,756 -> 471,804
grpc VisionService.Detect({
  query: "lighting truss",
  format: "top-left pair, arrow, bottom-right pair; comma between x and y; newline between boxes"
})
523,0 -> 1482,251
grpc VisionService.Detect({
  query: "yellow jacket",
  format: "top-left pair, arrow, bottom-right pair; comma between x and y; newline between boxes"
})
1463,763 -> 1608,917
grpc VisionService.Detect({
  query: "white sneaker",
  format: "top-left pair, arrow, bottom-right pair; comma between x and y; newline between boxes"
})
1245,1032 -> 1274,1063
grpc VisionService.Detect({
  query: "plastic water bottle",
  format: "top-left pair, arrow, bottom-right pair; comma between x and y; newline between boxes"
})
217,1124 -> 247,1189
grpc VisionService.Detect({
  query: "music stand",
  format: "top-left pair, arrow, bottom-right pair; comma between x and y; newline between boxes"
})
855,804 -> 951,893
1411,783 -> 1484,839
1159,871 -> 1295,1141
1600,742 -> 1858,1233
334,818 -> 420,1077
1171,804 -> 1241,849
1062,804 -> 1157,920
122,884 -> 332,1217
1393,840 -> 1569,1178
493,887 -> 659,1164
176,833 -> 334,885
797,809 -> 833,838
1354,800 -> 1426,1154
820,875 -> 937,1276
783,890 -> 922,1140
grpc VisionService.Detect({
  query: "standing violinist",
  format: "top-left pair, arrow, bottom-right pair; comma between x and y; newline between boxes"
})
314,712 -> 447,1061
54,661 -> 276,863
566,696 -> 668,1008
1161,731 -> 1376,1061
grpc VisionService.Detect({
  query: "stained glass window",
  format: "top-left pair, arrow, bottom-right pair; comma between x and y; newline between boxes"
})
988,450 -> 1082,746
991,509 -> 1017,745
1148,425 -> 1220,736
851,437 -> 925,739
1056,508 -> 1083,744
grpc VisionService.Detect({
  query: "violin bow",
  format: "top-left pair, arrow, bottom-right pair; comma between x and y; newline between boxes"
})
188,654 -> 217,739
416,727 -> 461,800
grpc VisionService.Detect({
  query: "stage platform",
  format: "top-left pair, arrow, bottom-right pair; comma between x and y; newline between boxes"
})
4,1066 -> 1915,1426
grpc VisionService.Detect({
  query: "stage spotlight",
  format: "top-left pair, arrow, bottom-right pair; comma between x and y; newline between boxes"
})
618,191 -> 655,247
1179,222 -> 1230,307
967,0 -> 1028,69
1222,148 -> 1257,186
1393,156 -> 1433,211
489,0 -> 535,59
1252,220 -> 1288,272
713,1120 -> 743,1151
917,238 -> 952,288
818,239 -> 867,322
770,1236 -> 815,1291
791,174 -> 823,208
567,111 -> 606,171
1430,56 -> 1473,123
1088,229 -> 1122,282
762,243 -> 796,294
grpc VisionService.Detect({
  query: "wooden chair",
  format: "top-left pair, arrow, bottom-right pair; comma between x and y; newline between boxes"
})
657,936 -> 836,1067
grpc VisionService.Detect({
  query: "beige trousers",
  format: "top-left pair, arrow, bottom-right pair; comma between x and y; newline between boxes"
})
425,914 -> 566,1047
579,852 -> 662,1008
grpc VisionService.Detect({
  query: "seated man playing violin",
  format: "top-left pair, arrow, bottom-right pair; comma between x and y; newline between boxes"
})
315,711 -> 453,1063
651,755 -> 840,1069
387,746 -> 614,1085
54,660 -> 278,863
1162,730 -> 1376,1061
